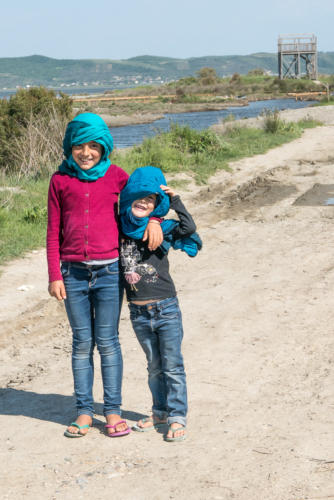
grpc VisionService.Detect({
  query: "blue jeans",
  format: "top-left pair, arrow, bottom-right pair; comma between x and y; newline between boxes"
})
129,297 -> 187,426
62,261 -> 123,417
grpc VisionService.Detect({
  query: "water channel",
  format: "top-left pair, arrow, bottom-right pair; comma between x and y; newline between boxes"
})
111,98 -> 316,149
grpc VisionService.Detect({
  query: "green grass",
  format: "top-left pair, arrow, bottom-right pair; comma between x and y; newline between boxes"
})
167,179 -> 192,190
314,96 -> 334,106
297,118 -> 323,128
0,178 -> 49,265
113,119 -> 320,184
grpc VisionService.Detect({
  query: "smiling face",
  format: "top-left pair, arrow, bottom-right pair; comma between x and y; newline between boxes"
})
131,194 -> 157,218
72,141 -> 103,170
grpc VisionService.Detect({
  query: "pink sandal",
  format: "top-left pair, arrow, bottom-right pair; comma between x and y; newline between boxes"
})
105,419 -> 131,437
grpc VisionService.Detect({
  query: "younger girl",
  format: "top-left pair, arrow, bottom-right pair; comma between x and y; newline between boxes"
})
119,166 -> 202,441
47,113 -> 162,437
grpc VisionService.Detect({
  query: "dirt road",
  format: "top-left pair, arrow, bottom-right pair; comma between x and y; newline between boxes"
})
1,107 -> 334,499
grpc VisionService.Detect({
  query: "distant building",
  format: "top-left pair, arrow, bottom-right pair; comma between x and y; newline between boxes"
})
278,34 -> 318,79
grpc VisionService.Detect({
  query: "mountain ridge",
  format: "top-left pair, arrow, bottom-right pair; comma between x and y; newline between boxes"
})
0,53 -> 333,89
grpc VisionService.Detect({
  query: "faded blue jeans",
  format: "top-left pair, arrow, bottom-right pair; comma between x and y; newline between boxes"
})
129,297 -> 187,426
62,261 -> 123,417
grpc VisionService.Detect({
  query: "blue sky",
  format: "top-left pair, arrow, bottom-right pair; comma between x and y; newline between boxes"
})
2,0 -> 333,60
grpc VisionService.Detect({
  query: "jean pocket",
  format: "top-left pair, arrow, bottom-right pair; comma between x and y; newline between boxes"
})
160,302 -> 179,320
61,262 -> 71,277
105,262 -> 119,275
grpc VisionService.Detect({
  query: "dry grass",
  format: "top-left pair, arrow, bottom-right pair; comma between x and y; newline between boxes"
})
10,105 -> 67,179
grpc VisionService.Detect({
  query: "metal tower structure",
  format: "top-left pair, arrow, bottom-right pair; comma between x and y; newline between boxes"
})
278,34 -> 317,80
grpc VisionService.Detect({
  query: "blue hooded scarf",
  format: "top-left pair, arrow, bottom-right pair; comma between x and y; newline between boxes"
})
120,166 -> 170,239
120,166 -> 202,257
59,113 -> 113,181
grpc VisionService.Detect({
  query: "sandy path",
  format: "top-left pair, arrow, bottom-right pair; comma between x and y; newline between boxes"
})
1,107 -> 334,499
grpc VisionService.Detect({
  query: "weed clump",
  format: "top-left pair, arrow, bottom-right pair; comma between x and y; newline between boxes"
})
23,206 -> 47,223
262,110 -> 284,133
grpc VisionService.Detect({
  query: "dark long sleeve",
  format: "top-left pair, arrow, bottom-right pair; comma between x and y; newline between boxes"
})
169,195 -> 196,238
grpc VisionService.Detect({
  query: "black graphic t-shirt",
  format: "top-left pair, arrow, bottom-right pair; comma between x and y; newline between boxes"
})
120,196 -> 196,302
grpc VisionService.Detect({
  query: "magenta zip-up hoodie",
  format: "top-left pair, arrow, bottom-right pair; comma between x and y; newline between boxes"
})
47,164 -> 129,282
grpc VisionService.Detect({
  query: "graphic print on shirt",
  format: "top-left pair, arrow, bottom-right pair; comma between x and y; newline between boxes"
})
120,240 -> 158,290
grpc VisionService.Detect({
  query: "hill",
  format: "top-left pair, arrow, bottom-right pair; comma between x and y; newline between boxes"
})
0,53 -> 333,89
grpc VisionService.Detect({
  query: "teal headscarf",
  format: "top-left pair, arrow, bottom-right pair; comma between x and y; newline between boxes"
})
59,113 -> 113,181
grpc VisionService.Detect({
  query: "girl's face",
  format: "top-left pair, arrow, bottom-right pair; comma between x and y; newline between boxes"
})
72,141 -> 103,170
131,194 -> 157,218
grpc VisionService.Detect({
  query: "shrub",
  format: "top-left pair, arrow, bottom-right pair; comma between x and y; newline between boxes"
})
262,110 -> 284,133
176,94 -> 202,104
196,67 -> 219,86
230,73 -> 241,84
176,87 -> 186,97
0,87 -> 72,176
7,87 -> 72,124
167,124 -> 221,154
11,104 -> 69,178
173,76 -> 197,86
248,68 -> 265,76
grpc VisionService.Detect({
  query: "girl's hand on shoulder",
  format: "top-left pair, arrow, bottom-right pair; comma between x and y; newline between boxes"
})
48,280 -> 67,301
143,221 -> 163,251
160,185 -> 177,198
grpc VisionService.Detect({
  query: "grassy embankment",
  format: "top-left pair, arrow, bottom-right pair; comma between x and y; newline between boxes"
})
0,179 -> 48,263
0,113 -> 321,266
315,96 -> 334,106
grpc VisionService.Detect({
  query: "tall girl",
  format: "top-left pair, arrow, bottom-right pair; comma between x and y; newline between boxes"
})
47,113 -> 161,437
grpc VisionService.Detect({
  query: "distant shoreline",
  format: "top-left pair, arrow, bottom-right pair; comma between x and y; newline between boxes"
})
73,98 -> 249,127
73,95 -> 318,128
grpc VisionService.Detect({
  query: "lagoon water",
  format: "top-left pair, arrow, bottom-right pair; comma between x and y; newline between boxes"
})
111,98 -> 316,149
0,87 -> 316,149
